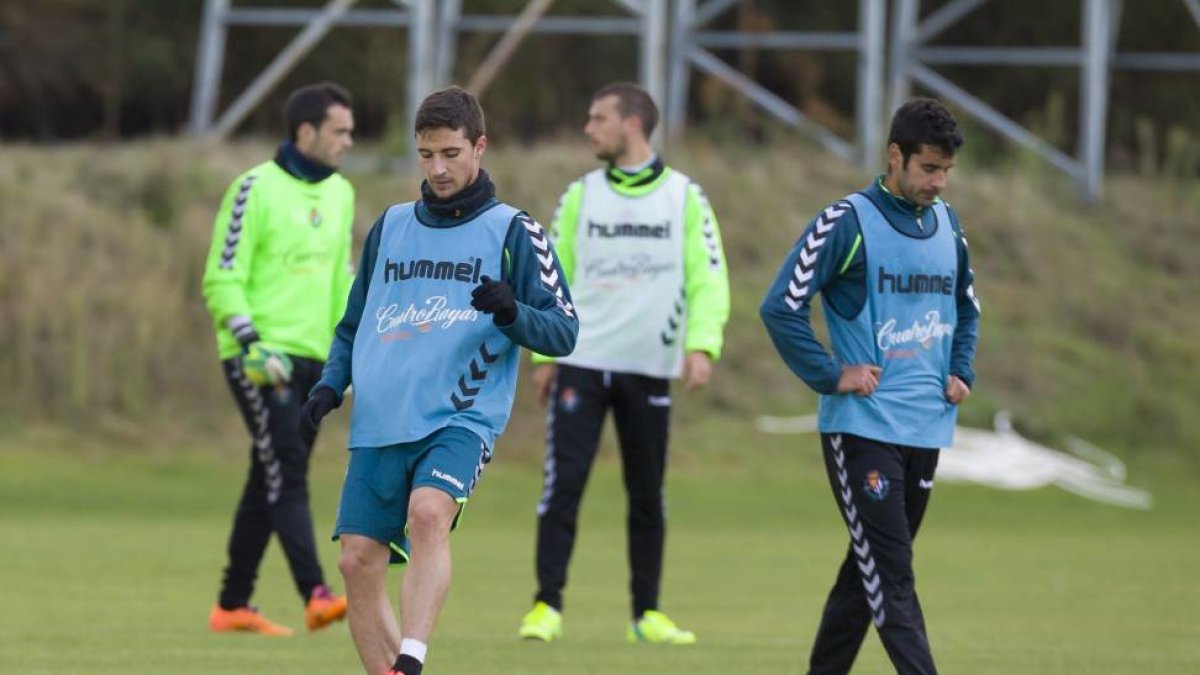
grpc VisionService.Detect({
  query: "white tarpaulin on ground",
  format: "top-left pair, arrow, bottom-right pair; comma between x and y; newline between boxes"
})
755,411 -> 1152,510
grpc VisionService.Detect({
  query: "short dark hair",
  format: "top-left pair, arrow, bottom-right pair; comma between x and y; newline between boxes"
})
887,98 -> 964,165
593,82 -> 659,138
284,82 -> 352,141
415,86 -> 486,143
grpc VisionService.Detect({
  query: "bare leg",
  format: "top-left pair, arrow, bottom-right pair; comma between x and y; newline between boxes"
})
399,487 -> 459,644
339,534 -> 401,675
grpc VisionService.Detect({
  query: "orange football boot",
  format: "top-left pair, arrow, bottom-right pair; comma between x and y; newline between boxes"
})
209,605 -> 294,636
305,585 -> 348,631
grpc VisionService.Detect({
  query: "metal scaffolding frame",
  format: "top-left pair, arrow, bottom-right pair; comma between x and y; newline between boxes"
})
190,0 -> 1200,199
889,0 -> 1200,201
189,0 -> 668,145
667,0 -> 885,163
188,0 -> 867,157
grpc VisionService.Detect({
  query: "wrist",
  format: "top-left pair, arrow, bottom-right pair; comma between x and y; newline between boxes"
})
227,315 -> 259,349
494,304 -> 518,327
310,385 -> 341,408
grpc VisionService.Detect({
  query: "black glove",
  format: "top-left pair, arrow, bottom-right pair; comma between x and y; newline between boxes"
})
299,386 -> 339,446
470,275 -> 518,326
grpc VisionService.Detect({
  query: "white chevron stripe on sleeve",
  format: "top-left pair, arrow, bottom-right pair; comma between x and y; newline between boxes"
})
781,200 -> 850,311
519,216 -> 574,319
219,175 -> 258,270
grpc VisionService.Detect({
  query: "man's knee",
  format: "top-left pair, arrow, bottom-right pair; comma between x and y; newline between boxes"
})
338,536 -> 389,580
407,489 -> 457,540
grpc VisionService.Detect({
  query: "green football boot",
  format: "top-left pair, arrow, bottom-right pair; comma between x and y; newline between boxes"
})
627,610 -> 696,645
518,601 -> 563,642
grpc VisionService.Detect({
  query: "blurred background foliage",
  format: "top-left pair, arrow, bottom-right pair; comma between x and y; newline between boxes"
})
1,0 -> 1198,176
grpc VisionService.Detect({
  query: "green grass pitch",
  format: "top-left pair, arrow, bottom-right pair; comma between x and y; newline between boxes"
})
1,429 -> 1197,674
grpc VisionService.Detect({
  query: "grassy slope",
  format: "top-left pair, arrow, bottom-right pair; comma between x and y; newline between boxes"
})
2,137 -> 1197,466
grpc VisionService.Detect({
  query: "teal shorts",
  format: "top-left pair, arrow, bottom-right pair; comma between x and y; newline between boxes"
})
334,426 -> 491,565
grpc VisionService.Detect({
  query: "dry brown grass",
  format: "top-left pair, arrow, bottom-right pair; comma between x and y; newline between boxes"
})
2,137 -> 1197,457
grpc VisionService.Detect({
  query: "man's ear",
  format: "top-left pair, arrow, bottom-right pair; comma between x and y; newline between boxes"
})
474,135 -> 488,159
886,142 -> 903,173
295,121 -> 317,150
625,114 -> 645,140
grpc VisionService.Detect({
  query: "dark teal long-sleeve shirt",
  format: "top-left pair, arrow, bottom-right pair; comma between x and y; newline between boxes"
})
760,178 -> 981,395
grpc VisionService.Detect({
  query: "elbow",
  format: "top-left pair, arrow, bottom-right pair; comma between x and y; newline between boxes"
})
546,326 -> 579,357
759,296 -> 784,322
759,301 -> 783,336
547,322 -> 579,357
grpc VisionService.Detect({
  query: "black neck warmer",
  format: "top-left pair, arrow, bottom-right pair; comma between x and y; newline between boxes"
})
274,140 -> 337,183
419,169 -> 497,221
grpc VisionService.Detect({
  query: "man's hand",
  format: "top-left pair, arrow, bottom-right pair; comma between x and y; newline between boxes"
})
242,343 -> 294,387
945,375 -> 971,405
299,386 -> 339,446
682,351 -> 714,391
532,364 -> 557,406
471,275 -> 518,326
837,364 -> 882,397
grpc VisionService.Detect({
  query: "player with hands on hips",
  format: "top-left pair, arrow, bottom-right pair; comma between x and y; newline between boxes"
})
760,98 -> 981,675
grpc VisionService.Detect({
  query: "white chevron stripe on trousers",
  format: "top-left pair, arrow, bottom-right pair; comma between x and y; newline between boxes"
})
831,434 -> 887,627
232,362 -> 283,504
536,374 -> 561,517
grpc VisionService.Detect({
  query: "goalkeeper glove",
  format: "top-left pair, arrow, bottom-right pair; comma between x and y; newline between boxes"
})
241,343 -> 293,387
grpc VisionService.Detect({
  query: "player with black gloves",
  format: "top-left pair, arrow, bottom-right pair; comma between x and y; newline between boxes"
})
301,86 -> 577,675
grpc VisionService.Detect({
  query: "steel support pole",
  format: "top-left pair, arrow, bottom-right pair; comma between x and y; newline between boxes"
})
688,46 -> 857,159
694,0 -> 739,27
910,63 -> 1082,178
640,0 -> 668,146
666,0 -> 696,143
914,0 -> 987,44
1079,0 -> 1113,202
611,0 -> 645,14
857,0 -> 885,166
189,0 -> 230,134
1185,0 -> 1200,28
467,0 -> 554,96
212,0 -> 358,138
435,0 -> 462,88
407,0 -> 436,150
888,0 -> 919,115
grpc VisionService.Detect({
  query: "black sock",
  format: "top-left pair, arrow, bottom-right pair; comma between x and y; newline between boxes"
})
392,654 -> 423,675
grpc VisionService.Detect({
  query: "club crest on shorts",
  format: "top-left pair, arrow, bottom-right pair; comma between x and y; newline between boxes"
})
863,470 -> 890,501
559,386 -> 579,413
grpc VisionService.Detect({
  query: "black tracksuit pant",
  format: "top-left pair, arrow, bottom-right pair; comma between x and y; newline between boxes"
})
534,364 -> 671,619
810,433 -> 939,675
217,355 -> 328,610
